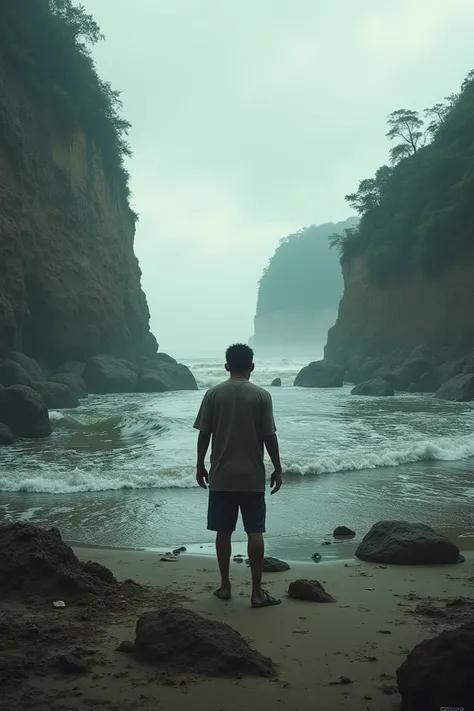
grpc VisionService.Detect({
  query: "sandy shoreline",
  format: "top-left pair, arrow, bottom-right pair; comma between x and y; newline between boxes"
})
3,544 -> 473,711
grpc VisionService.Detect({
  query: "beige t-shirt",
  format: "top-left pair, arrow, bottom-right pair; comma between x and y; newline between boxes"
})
193,379 -> 276,492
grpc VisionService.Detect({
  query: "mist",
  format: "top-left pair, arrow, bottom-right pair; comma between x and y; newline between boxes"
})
81,0 -> 474,356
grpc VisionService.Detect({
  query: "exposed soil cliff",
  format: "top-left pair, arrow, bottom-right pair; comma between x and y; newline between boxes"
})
325,255 -> 474,365
0,60 -> 156,365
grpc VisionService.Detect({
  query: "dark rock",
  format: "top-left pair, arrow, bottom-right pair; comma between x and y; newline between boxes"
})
311,553 -> 322,562
0,385 -> 52,438
10,352 -> 46,383
57,653 -> 90,674
294,360 -> 344,388
49,373 -> 88,399
389,358 -> 433,390
322,541 -> 331,546
348,357 -> 385,385
57,360 -> 86,378
137,359 -> 197,393
0,422 -> 15,445
263,557 -> 290,572
436,374 -> 474,402
351,379 -> 394,396
172,546 -> 186,555
333,526 -> 356,538
83,355 -> 138,394
0,359 -> 34,387
396,622 -> 474,711
33,382 -> 80,409
418,372 -> 439,393
134,606 -> 276,677
152,352 -> 178,365
83,560 -> 117,584
287,579 -> 335,602
463,353 -> 474,374
116,640 -> 135,654
356,521 -> 460,565
436,359 -> 465,384
271,377 -> 282,387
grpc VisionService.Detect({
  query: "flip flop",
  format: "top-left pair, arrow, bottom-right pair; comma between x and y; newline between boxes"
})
213,588 -> 231,601
251,590 -> 281,609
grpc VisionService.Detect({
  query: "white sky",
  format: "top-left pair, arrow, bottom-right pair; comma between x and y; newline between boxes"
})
81,0 -> 474,357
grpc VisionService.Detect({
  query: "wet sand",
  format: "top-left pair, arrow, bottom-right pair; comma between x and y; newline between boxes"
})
3,546 -> 473,711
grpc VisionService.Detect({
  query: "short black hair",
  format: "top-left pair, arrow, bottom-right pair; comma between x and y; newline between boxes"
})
225,343 -> 254,373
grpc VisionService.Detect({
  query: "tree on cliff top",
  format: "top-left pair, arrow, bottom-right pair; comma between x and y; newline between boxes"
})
0,0 -> 134,211
331,68 -> 474,282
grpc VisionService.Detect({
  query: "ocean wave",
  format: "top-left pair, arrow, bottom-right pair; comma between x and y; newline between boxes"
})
285,434 -> 474,476
1,434 -> 474,494
0,466 -> 196,494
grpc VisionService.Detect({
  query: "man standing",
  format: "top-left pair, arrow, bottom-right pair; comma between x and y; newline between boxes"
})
194,343 -> 283,608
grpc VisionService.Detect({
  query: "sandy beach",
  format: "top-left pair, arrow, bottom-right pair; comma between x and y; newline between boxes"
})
2,539 -> 473,711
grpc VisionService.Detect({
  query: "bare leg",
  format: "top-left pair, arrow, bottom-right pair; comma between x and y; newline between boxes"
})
247,532 -> 266,605
215,531 -> 232,598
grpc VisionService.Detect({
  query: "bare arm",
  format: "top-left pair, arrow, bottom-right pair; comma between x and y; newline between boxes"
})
264,434 -> 282,494
194,392 -> 213,489
197,431 -> 211,469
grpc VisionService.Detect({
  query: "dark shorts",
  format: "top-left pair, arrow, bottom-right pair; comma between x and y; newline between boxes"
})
207,491 -> 266,534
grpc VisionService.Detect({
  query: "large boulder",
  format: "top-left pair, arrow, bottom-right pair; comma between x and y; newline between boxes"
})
134,607 -> 275,677
0,359 -> 34,388
389,358 -> 433,390
356,521 -> 461,565
0,423 -> 15,446
34,382 -> 80,410
49,373 -> 88,399
271,378 -> 282,387
10,352 -> 46,383
396,622 -> 474,711
351,379 -> 394,396
294,360 -> 344,388
417,372 -> 439,393
83,355 -> 138,394
436,374 -> 474,402
56,360 -> 86,378
436,359 -> 465,384
137,359 -> 197,393
0,385 -> 52,438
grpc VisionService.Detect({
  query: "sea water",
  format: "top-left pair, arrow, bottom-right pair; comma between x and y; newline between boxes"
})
0,357 -> 473,559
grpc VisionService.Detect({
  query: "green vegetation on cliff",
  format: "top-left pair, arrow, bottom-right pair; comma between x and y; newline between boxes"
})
256,218 -> 357,316
0,0 -> 133,208
331,69 -> 474,283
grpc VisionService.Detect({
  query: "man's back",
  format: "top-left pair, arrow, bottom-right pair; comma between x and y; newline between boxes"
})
193,379 -> 276,492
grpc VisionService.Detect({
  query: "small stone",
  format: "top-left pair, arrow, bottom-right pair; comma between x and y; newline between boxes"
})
160,556 -> 178,562
333,526 -> 356,538
288,579 -> 335,603
329,676 -> 353,685
365,588 -> 375,591
173,546 -> 187,555
116,641 -> 134,654
53,600 -> 66,608
322,541 -> 331,546
312,553 -> 322,562
57,654 -> 90,674
377,629 -> 392,635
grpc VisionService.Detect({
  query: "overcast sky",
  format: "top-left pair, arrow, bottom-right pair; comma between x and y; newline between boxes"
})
82,0 -> 474,357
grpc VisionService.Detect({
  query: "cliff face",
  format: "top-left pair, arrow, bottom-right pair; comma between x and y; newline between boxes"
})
0,61 -> 156,365
254,218 -> 357,355
325,255 -> 474,365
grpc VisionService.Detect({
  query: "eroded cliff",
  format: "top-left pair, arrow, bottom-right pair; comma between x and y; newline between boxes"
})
0,62 -> 156,364
325,256 -> 474,365
0,2 -> 156,366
